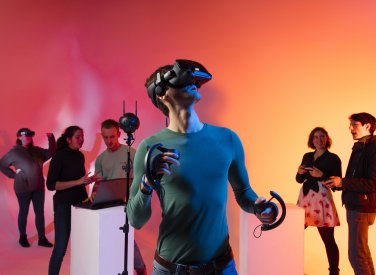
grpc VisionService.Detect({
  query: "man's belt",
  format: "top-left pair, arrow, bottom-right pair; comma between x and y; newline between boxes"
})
154,247 -> 234,274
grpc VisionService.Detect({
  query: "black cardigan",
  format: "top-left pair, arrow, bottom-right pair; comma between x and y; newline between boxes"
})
296,150 -> 342,196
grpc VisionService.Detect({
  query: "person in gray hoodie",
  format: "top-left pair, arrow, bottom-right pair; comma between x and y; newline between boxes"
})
0,128 -> 56,248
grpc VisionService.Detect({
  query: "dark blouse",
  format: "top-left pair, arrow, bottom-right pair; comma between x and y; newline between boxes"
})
296,150 -> 342,196
46,147 -> 87,204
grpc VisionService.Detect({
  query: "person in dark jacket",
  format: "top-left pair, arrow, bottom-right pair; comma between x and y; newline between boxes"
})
46,125 -> 98,275
324,112 -> 376,275
0,128 -> 56,248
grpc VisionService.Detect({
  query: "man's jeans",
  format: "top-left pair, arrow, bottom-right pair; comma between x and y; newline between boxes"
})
347,209 -> 376,275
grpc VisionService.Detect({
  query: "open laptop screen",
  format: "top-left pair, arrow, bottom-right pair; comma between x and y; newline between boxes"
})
76,178 -> 127,210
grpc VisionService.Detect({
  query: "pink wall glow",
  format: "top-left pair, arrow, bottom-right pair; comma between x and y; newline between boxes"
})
1,1 -> 376,274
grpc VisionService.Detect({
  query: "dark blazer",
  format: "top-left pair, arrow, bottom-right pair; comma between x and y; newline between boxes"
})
342,135 -> 376,213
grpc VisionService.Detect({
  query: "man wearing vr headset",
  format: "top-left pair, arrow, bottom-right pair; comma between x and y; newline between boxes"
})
127,60 -> 275,274
0,128 -> 56,248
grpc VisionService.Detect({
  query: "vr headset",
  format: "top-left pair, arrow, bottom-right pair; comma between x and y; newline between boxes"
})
17,128 -> 35,137
147,59 -> 212,107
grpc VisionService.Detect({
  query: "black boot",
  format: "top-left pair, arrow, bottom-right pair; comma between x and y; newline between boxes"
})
19,235 -> 30,248
38,236 -> 53,247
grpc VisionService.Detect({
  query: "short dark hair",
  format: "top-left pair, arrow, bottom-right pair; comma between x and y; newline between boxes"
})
145,64 -> 173,117
101,119 -> 119,131
307,127 -> 332,150
349,112 -> 376,135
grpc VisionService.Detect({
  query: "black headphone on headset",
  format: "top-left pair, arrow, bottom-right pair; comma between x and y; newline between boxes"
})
147,59 -> 212,107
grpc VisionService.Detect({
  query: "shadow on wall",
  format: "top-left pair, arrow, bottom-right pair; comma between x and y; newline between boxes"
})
0,130 -> 13,156
0,130 -> 19,237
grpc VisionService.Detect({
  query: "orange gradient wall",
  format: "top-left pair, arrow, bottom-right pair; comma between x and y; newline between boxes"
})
1,1 -> 376,274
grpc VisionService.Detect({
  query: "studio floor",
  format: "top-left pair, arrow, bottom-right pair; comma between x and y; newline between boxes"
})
0,231 -> 70,275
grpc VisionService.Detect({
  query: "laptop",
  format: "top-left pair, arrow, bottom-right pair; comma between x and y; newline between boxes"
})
75,178 -> 127,210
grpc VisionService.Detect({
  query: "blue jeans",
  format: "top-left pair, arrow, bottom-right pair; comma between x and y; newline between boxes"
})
152,259 -> 238,275
48,203 -> 71,275
347,209 -> 376,275
16,190 -> 46,237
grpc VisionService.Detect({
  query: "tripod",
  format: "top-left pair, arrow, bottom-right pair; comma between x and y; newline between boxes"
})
118,102 -> 140,274
119,132 -> 135,275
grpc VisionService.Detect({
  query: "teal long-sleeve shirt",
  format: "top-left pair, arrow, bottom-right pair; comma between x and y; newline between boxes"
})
127,124 -> 258,264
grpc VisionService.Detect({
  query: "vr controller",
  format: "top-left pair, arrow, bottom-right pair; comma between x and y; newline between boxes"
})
144,143 -> 180,189
147,59 -> 212,107
253,191 -> 286,231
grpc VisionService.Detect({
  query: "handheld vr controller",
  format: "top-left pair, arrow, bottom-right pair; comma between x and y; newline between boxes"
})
253,191 -> 286,231
144,143 -> 180,189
